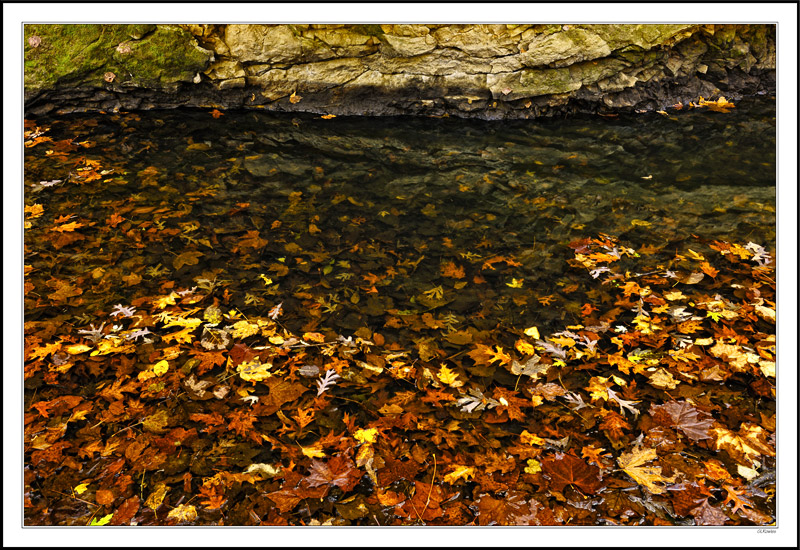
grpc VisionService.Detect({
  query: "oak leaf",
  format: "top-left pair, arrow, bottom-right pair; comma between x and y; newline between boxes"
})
173,250 -> 202,270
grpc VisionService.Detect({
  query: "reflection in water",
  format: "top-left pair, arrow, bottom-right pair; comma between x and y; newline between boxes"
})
24,98 -> 775,339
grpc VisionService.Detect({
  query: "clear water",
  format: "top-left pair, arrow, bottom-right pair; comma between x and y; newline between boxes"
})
24,98 -> 775,339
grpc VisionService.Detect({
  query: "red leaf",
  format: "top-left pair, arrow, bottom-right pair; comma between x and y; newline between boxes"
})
541,451 -> 603,494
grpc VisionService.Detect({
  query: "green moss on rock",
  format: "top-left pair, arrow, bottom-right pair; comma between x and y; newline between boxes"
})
24,24 -> 211,94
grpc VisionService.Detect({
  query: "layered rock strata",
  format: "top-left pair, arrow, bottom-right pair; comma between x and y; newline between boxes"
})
24,24 -> 775,119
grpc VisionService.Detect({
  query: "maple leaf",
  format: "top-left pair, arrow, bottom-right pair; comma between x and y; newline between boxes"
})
442,465 -> 475,484
304,455 -> 360,493
51,221 -> 85,233
210,109 -> 224,118
617,447 -> 674,495
475,491 -> 543,525
649,400 -> 712,441
25,204 -> 45,218
541,452 -> 603,494
712,424 -> 775,465
437,365 -> 462,387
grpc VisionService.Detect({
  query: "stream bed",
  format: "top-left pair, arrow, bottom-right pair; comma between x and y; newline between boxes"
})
23,97 -> 776,526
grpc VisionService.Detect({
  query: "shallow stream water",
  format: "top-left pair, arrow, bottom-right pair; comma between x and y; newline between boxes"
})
24,98 -> 775,337
23,97 -> 776,526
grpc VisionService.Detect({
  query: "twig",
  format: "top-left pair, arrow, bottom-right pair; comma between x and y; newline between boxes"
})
420,453 -> 436,520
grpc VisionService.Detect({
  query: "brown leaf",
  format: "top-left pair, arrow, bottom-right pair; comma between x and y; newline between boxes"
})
265,489 -> 302,513
95,489 -> 115,506
377,455 -> 421,487
690,498 -> 729,525
110,495 -> 140,525
541,451 -> 603,494
303,454 -> 361,493
258,378 -> 307,415
173,250 -> 202,270
475,491 -> 544,525
394,481 -> 445,521
650,400 -> 713,441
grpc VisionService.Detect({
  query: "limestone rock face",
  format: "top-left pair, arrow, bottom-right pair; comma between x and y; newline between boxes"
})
24,23 -> 775,119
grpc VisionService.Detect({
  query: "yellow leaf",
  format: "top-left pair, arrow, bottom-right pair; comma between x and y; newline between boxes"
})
506,278 -> 524,288
437,365 -> 462,387
52,221 -> 85,233
515,339 -> 537,355
647,368 -> 679,390
145,483 -> 168,511
630,219 -> 651,227
153,292 -> 179,309
549,336 -> 576,348
354,428 -> 379,444
237,359 -> 273,382
686,249 -> 705,260
230,320 -> 260,339
706,311 -> 723,322
300,445 -> 325,458
74,483 -> 89,495
167,504 -> 198,522
524,459 -> 542,475
617,447 -> 674,494
523,326 -> 540,339
443,465 -> 475,484
25,204 -> 45,218
268,335 -> 285,345
520,430 -> 545,446
153,360 -> 169,377
66,344 -> 92,355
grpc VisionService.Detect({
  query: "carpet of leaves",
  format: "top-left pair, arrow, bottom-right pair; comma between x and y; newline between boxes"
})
24,220 -> 776,525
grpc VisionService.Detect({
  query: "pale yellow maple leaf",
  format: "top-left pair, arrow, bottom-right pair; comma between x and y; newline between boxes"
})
617,447 -> 674,494
437,365 -> 463,387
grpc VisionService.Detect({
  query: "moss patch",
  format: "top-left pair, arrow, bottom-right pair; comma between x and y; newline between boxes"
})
24,24 -> 211,93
